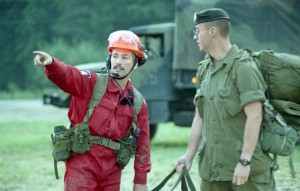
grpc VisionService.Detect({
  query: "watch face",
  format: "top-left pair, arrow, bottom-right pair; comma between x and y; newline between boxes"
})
239,159 -> 251,166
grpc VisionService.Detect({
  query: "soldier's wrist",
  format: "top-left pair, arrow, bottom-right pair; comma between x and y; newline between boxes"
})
239,158 -> 251,166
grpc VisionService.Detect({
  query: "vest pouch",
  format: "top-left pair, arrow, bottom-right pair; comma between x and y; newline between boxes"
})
71,123 -> 91,154
51,125 -> 72,161
115,136 -> 137,168
260,101 -> 298,156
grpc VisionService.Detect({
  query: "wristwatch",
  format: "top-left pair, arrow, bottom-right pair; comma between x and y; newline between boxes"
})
239,159 -> 251,166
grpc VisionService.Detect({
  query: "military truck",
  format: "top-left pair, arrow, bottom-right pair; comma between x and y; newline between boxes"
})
44,0 -> 300,140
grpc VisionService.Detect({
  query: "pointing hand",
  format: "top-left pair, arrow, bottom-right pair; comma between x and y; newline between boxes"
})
33,51 -> 53,66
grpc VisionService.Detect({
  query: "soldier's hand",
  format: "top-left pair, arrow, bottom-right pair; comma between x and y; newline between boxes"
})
232,163 -> 250,185
175,163 -> 185,172
33,51 -> 53,66
175,155 -> 192,173
133,184 -> 148,191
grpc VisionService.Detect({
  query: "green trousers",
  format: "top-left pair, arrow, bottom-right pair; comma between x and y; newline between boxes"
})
200,177 -> 276,191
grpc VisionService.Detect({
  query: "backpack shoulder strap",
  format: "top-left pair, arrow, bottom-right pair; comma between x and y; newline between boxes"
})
119,86 -> 144,140
225,49 -> 253,81
83,73 -> 109,123
124,86 -> 144,137
133,87 -> 144,123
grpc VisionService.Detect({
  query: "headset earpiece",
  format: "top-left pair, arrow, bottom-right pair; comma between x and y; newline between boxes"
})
138,45 -> 148,66
106,54 -> 112,70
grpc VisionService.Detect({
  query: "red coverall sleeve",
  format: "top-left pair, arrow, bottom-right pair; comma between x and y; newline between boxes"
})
44,58 -> 97,98
133,102 -> 151,184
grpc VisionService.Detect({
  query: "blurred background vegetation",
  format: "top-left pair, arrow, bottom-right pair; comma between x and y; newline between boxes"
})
0,0 -> 174,98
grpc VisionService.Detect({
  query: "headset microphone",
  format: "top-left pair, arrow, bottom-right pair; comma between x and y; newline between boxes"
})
110,72 -> 120,78
106,54 -> 120,78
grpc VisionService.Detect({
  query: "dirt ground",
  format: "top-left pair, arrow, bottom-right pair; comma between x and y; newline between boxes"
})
0,99 -> 68,122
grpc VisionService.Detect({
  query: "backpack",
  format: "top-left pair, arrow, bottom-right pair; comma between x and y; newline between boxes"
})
248,49 -> 300,176
250,50 -> 300,104
198,49 -> 300,131
249,49 -> 300,131
51,73 -> 144,179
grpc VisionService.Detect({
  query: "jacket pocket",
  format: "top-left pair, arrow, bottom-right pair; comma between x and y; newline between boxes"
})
198,142 -> 210,181
215,87 -> 242,119
90,96 -> 116,128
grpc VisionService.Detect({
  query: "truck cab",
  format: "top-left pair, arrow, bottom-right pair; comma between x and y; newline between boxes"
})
130,23 -> 198,134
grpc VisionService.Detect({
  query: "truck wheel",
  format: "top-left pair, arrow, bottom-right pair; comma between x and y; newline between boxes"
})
150,124 -> 157,141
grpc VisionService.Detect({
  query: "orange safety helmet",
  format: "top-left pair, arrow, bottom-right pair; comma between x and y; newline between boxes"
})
107,30 -> 144,59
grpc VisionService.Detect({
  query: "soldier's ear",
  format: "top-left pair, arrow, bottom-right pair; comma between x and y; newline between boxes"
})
210,27 -> 217,36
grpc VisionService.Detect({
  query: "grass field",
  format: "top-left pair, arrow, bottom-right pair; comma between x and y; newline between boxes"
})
0,121 -> 299,191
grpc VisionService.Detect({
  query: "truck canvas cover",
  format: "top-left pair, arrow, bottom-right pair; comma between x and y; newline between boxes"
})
173,0 -> 300,70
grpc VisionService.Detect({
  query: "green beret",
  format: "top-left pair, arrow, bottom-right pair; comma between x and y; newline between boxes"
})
194,8 -> 230,25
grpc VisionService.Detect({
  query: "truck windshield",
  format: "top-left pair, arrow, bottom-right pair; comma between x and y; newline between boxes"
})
139,34 -> 164,59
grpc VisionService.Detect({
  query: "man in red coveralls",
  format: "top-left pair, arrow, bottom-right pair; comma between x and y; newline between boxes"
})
33,30 -> 151,191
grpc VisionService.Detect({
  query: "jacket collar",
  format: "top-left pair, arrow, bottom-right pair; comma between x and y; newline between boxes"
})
107,77 -> 134,97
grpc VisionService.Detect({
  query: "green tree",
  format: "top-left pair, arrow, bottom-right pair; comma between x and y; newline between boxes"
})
0,0 -> 174,92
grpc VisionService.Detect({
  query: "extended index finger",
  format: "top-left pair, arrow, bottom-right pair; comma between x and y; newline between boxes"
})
32,50 -> 48,58
32,50 -> 46,57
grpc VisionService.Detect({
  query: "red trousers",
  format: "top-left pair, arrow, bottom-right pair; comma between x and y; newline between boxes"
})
64,146 -> 122,191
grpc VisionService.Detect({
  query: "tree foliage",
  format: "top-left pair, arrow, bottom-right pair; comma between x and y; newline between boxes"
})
0,0 -> 174,90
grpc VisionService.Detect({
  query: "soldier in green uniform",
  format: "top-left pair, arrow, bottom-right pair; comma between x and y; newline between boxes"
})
175,8 -> 277,191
